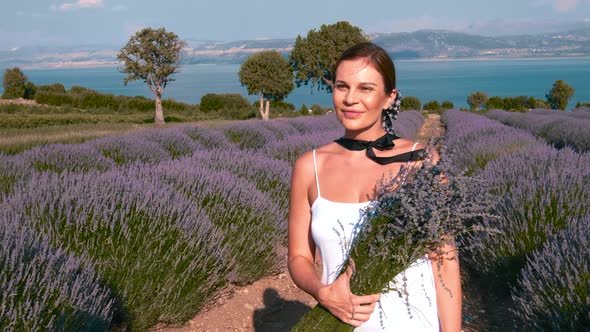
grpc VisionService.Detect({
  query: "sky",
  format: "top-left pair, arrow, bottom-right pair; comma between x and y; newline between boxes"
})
1,0 -> 590,49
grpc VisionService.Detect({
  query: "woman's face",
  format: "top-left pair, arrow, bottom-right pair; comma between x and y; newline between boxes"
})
333,58 -> 396,137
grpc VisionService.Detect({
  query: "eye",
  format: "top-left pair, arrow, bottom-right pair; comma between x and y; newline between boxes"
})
360,86 -> 374,92
335,83 -> 348,90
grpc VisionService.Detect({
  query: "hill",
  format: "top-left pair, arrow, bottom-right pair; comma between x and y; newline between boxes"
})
1,28 -> 589,69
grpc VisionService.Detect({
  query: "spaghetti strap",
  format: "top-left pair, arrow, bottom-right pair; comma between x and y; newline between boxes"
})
401,142 -> 421,183
408,142 -> 419,165
312,149 -> 321,198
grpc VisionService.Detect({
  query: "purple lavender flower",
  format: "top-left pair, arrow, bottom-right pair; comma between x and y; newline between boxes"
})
486,108 -> 590,152
3,169 -> 225,330
181,124 -> 232,149
0,210 -> 115,330
139,157 -> 284,285
511,214 -> 590,330
19,143 -> 115,173
92,134 -> 170,165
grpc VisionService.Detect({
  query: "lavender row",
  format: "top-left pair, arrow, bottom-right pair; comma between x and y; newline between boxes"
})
512,214 -> 590,330
0,211 -> 114,331
2,170 -> 227,330
442,110 -> 542,176
486,108 -> 590,152
442,110 -> 590,327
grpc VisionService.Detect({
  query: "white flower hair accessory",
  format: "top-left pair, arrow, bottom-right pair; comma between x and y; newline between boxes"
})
382,90 -> 402,135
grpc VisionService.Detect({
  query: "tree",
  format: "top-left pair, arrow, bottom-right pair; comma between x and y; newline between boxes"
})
441,100 -> 454,110
2,67 -> 27,99
546,79 -> 575,110
467,91 -> 488,111
289,21 -> 369,92
400,96 -> 421,111
486,96 -> 505,110
117,27 -> 186,125
239,50 -> 294,120
23,82 -> 37,100
423,100 -> 441,111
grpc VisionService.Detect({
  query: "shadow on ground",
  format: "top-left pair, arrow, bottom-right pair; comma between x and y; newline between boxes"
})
253,288 -> 312,331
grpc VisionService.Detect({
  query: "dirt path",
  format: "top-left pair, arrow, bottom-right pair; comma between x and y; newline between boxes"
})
149,247 -> 317,332
150,114 -> 450,332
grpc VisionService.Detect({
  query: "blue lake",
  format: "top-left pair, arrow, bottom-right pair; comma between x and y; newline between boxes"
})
3,57 -> 590,109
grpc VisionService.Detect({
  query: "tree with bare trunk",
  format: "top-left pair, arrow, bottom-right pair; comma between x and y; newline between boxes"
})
117,27 -> 186,126
289,21 -> 368,93
239,50 -> 294,120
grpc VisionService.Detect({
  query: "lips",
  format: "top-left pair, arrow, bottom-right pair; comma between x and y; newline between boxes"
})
341,110 -> 363,119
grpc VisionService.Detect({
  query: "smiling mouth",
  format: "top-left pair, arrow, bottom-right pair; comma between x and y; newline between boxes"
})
342,110 -> 363,118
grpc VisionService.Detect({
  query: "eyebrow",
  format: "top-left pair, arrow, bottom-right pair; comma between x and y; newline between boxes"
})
334,80 -> 378,86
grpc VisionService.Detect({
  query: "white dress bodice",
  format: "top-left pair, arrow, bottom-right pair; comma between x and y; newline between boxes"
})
309,149 -> 440,331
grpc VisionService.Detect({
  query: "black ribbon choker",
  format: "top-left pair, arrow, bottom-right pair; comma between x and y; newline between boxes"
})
335,133 -> 426,165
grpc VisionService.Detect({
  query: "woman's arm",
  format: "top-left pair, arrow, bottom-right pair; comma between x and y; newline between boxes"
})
427,146 -> 462,331
287,152 -> 380,327
287,152 -> 323,298
430,243 -> 462,332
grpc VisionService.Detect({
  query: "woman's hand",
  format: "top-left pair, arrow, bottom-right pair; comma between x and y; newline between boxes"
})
316,262 -> 381,327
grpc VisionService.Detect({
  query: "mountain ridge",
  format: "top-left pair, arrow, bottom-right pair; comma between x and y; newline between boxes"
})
2,28 -> 589,69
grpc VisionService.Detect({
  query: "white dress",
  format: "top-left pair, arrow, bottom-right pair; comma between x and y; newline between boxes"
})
310,149 -> 440,331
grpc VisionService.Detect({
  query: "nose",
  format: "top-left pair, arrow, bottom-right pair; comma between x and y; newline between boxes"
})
343,88 -> 358,105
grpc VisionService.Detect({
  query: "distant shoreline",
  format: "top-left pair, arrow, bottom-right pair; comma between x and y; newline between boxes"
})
397,55 -> 590,62
14,55 -> 590,70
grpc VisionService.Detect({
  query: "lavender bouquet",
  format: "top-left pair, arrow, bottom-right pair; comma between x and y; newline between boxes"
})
292,148 -> 496,331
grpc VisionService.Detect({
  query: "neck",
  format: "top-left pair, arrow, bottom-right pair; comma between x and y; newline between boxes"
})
342,128 -> 388,141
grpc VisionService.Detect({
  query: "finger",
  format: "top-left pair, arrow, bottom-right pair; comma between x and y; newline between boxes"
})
352,293 -> 381,305
353,302 -> 376,315
344,317 -> 363,328
349,311 -> 372,323
348,257 -> 356,274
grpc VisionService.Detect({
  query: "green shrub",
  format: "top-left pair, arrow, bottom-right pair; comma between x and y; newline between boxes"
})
310,104 -> 326,115
441,100 -> 454,110
423,100 -> 441,111
122,96 -> 154,112
34,91 -> 75,106
401,96 -> 421,111
80,93 -> 120,110
23,82 -> 37,100
299,103 -> 310,116
69,85 -> 97,94
486,95 -> 548,112
37,83 -> 67,94
216,107 -> 257,120
486,96 -> 505,110
200,93 -> 250,112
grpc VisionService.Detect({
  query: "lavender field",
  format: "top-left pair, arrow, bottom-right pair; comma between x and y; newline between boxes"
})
2,109 -> 588,330
486,108 -> 590,152
443,110 -> 590,330
0,112 -> 423,330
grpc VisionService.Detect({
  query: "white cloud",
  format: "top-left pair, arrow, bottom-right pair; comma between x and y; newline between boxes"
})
554,0 -> 579,11
59,0 -> 104,11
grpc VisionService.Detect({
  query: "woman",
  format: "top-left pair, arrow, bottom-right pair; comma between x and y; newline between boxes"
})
288,42 -> 461,331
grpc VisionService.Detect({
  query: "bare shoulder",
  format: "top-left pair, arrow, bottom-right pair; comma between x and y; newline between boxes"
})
292,143 -> 334,179
292,150 -> 315,179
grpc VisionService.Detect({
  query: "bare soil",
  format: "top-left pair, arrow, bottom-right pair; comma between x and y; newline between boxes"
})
150,114 -> 487,332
